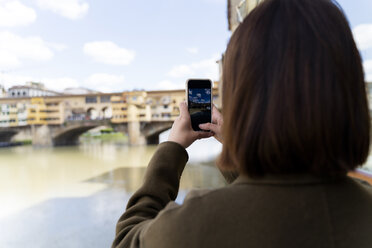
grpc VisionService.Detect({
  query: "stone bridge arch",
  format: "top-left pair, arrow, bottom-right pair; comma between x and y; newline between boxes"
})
141,121 -> 173,144
0,129 -> 19,143
0,126 -> 30,143
101,106 -> 112,119
52,120 -> 110,146
87,107 -> 98,120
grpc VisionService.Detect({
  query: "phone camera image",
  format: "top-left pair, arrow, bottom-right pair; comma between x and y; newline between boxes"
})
188,87 -> 211,131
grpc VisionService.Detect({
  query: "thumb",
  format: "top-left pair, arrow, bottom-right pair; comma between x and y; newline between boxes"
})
195,131 -> 213,140
179,101 -> 189,118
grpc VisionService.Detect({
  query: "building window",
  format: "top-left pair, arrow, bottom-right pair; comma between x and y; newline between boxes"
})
85,96 -> 97,103
100,95 -> 111,103
23,91 -> 26,96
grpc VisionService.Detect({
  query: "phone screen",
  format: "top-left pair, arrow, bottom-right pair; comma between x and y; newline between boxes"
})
187,79 -> 212,131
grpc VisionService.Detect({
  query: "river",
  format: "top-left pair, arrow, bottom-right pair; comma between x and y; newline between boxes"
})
0,132 -> 224,248
1,131 -> 372,248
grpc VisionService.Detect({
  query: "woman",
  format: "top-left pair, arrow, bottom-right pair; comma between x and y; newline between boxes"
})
112,0 -> 372,247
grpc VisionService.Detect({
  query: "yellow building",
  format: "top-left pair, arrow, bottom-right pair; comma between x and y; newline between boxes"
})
111,91 -> 152,123
111,95 -> 129,123
27,98 -> 47,125
126,91 -> 151,122
44,100 -> 64,125
26,98 -> 64,125
0,89 -> 219,127
147,90 -> 186,121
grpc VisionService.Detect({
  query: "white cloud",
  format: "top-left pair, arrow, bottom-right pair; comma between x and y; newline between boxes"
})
0,73 -> 127,93
0,73 -> 33,88
156,80 -> 185,90
0,0 -> 36,27
364,60 -> 372,82
0,31 -> 56,69
187,47 -> 199,55
42,77 -> 80,91
167,54 -> 220,80
35,0 -> 88,20
83,41 -> 135,66
46,42 -> 68,52
353,24 -> 372,50
0,73 -> 79,92
168,65 -> 195,78
85,73 -> 125,92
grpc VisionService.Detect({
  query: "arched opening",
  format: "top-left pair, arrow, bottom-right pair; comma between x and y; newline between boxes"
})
53,125 -> 99,146
0,130 -> 18,143
142,122 -> 173,145
87,108 -> 98,120
102,106 -> 112,119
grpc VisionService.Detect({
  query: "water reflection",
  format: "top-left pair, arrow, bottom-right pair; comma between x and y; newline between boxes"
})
3,136 -> 370,247
0,141 -> 225,247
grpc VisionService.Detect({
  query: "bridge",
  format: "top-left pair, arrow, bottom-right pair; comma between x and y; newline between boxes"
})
0,120 -> 174,146
0,88 -> 219,146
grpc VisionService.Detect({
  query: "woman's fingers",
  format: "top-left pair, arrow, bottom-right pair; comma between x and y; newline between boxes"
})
199,123 -> 220,134
199,121 -> 223,143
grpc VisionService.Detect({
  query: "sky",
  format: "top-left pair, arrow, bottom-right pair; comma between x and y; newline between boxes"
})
0,0 -> 371,93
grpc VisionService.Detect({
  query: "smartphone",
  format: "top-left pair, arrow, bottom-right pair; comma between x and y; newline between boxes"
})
186,79 -> 212,131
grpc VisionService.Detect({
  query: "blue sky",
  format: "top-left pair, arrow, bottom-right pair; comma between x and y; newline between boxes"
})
0,0 -> 371,93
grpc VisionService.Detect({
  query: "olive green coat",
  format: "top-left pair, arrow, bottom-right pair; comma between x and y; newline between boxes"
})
112,142 -> 372,248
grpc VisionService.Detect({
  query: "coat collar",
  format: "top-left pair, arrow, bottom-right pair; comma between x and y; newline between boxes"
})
232,173 -> 348,186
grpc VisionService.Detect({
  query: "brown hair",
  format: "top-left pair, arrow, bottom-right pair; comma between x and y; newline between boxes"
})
220,0 -> 370,177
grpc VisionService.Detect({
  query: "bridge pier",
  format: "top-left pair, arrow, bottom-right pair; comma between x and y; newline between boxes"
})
11,128 -> 32,142
141,121 -> 173,145
146,135 -> 159,145
128,122 -> 146,146
32,125 -> 53,146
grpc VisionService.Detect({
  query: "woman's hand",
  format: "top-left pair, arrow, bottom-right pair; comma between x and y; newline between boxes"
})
168,102 -> 213,148
199,105 -> 223,143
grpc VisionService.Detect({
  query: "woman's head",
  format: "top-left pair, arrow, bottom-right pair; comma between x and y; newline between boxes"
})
220,0 -> 370,176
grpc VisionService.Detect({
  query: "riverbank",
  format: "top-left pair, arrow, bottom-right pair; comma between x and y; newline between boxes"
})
0,140 -> 32,148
